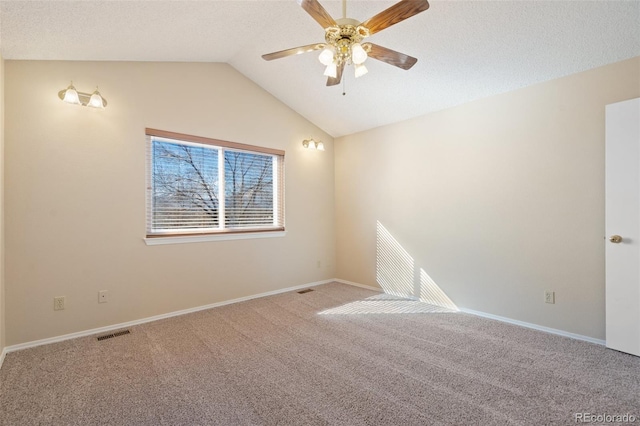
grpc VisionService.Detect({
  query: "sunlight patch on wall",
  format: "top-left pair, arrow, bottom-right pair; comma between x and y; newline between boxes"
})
319,294 -> 456,315
376,221 -> 414,297
376,221 -> 458,311
420,269 -> 458,310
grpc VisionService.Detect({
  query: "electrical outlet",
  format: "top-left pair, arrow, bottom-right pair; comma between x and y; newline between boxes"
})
98,290 -> 108,304
54,296 -> 65,311
544,291 -> 555,304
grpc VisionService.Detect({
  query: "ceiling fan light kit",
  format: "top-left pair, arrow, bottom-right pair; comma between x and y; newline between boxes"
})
262,0 -> 430,87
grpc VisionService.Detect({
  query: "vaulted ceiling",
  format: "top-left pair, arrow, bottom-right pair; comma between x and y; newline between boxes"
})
1,0 -> 639,137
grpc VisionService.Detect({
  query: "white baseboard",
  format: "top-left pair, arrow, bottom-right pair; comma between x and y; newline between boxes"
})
4,278 -> 335,355
0,347 -> 6,370
458,307 -> 605,346
333,278 -> 382,293
337,279 -> 605,346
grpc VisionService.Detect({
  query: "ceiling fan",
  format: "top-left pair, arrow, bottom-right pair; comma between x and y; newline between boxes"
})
262,0 -> 430,86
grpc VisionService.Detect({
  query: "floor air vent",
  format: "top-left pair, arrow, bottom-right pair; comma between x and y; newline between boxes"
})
297,289 -> 314,294
97,330 -> 131,341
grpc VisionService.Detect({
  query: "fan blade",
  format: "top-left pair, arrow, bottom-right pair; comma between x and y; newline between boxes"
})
360,0 -> 429,35
365,43 -> 417,70
297,0 -> 336,29
262,43 -> 326,61
326,62 -> 345,86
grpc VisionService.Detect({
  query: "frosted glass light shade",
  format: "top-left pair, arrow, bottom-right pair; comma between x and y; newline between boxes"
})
324,62 -> 338,78
318,46 -> 335,66
354,63 -> 368,78
63,84 -> 81,105
88,89 -> 105,108
316,141 -> 325,151
351,43 -> 367,65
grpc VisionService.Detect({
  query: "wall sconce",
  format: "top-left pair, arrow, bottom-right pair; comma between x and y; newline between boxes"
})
58,81 -> 107,108
302,138 -> 325,151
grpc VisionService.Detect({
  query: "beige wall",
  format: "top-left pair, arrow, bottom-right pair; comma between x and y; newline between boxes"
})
5,61 -> 335,346
335,57 -> 640,340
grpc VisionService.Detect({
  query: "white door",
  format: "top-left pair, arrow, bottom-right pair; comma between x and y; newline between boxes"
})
605,97 -> 640,357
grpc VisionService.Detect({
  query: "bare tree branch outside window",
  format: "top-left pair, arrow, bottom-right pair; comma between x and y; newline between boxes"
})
151,141 -> 275,232
225,151 -> 273,228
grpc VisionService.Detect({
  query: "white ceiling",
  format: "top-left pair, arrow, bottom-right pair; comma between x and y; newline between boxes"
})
1,0 -> 639,137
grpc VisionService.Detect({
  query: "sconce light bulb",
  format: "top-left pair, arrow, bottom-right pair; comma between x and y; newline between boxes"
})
88,88 -> 105,108
63,82 -> 81,105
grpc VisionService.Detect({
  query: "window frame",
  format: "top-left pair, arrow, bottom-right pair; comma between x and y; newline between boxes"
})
145,128 -> 285,243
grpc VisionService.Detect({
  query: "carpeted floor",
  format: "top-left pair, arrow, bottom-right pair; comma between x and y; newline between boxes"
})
1,282 -> 639,425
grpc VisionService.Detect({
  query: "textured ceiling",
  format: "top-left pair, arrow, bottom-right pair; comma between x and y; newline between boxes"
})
1,0 -> 639,137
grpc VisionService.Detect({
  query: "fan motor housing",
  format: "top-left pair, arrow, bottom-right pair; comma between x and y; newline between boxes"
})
325,19 -> 369,64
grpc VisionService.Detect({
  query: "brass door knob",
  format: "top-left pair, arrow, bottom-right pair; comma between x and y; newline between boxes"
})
609,235 -> 623,243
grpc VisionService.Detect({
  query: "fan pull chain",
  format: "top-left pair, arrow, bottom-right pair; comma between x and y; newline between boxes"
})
342,76 -> 346,96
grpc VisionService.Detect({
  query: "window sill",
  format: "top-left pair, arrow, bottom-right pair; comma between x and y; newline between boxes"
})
144,231 -> 287,245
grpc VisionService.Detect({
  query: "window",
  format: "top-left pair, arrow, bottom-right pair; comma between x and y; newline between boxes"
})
146,129 -> 284,239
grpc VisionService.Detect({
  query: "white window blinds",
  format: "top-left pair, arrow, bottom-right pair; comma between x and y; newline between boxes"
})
146,129 -> 284,237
